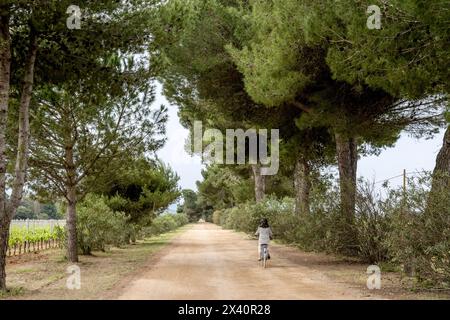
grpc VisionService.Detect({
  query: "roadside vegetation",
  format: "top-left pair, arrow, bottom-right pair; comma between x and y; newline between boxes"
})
166,0 -> 449,291
0,0 -> 448,296
212,174 -> 450,288
2,226 -> 188,300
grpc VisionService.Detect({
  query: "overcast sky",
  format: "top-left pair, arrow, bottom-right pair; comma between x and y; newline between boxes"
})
155,85 -> 445,192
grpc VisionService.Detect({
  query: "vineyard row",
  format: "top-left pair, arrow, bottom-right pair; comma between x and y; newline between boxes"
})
7,227 -> 65,257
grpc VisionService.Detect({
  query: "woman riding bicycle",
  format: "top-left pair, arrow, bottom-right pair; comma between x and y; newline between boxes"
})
255,218 -> 273,261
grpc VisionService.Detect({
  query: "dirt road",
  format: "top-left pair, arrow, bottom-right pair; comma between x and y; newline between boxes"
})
117,223 -> 382,300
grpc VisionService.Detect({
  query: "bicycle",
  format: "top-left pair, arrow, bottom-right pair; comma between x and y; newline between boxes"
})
260,244 -> 269,268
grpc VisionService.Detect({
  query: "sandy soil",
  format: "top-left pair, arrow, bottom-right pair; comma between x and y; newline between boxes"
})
117,223 -> 385,300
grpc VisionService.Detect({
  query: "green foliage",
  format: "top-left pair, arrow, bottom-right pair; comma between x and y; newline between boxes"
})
196,164 -> 294,210
227,0 -> 322,108
39,203 -> 61,219
179,189 -> 205,222
9,226 -> 62,247
354,183 -> 393,263
387,174 -> 450,288
29,79 -> 168,203
14,206 -> 34,220
303,0 -> 449,99
76,194 -> 128,255
57,194 -> 188,255
196,165 -> 253,210
215,174 -> 450,288
228,0 -> 436,142
152,0 -> 259,127
97,159 -> 180,223
212,210 -> 221,225
6,0 -> 162,183
142,213 -> 189,237
2,0 -> 447,294
5,0 -> 159,90
13,200 -> 60,220
152,0 -> 293,156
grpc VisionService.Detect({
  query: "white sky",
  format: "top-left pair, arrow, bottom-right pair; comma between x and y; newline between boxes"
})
155,84 -> 204,191
155,85 -> 445,192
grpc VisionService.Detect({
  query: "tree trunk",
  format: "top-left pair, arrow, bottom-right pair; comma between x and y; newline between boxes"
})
252,164 -> 266,203
0,11 -> 9,289
65,139 -> 79,262
0,14 -> 38,290
335,133 -> 358,221
431,125 -> 450,186
426,126 -> 450,211
294,157 -> 311,215
0,217 -> 10,291
66,183 -> 78,262
8,32 -> 38,212
0,6 -> 11,225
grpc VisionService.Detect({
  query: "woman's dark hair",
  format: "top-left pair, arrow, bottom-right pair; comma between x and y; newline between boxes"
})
260,218 -> 269,228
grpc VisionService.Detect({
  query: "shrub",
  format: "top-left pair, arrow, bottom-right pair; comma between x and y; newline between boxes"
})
213,174 -> 450,288
143,213 -> 189,237
218,209 -> 229,226
354,181 -> 392,263
216,197 -> 298,243
76,194 -> 128,255
387,174 -> 450,288
212,210 -> 222,225
303,184 -> 353,254
173,212 -> 190,226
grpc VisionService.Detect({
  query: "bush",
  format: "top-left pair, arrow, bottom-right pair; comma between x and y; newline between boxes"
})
212,210 -> 222,225
173,212 -> 190,226
214,192 -> 354,255
354,181 -> 392,263
303,184 -> 355,254
212,174 -> 450,288
216,197 -> 299,243
143,213 -> 189,237
387,174 -> 450,288
77,194 -> 128,255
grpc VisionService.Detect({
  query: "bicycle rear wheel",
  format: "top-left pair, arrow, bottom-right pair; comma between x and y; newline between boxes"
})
263,248 -> 267,268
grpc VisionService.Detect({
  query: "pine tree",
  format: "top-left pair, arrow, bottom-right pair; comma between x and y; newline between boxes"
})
0,0 -> 158,291
228,0 -> 441,242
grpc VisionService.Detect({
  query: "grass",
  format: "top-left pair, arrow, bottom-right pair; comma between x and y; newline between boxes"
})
14,267 -> 36,274
2,225 -> 189,300
0,287 -> 24,299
